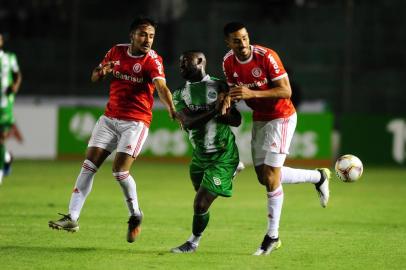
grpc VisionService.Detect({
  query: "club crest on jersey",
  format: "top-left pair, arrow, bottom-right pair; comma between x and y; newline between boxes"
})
207,89 -> 217,101
252,67 -> 262,78
133,63 -> 142,73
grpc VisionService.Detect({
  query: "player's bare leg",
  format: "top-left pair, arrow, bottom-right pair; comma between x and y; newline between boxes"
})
171,187 -> 217,253
113,152 -> 143,243
48,147 -> 110,232
0,131 -> 8,185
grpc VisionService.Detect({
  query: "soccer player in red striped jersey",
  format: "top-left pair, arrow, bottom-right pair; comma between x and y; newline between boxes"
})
49,18 -> 176,243
222,22 -> 331,255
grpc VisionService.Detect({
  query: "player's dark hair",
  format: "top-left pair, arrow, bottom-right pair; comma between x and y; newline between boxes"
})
223,22 -> 246,37
129,17 -> 157,32
181,50 -> 205,56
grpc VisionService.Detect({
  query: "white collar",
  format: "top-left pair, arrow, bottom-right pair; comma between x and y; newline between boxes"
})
186,74 -> 210,85
235,45 -> 253,64
127,45 -> 145,58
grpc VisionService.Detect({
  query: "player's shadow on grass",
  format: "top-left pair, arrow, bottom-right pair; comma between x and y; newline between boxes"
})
0,245 -> 175,255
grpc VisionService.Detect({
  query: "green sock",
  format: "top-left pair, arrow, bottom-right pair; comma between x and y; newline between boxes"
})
0,144 -> 5,170
192,211 -> 210,237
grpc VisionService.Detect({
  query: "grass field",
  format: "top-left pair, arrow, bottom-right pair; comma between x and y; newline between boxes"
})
0,160 -> 405,270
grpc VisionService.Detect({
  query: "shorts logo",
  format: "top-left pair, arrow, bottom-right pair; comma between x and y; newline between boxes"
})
126,145 -> 133,150
213,177 -> 221,186
252,67 -> 262,78
133,63 -> 142,73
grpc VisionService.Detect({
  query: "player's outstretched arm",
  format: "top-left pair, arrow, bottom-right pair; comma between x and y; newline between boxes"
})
175,106 -> 218,130
10,71 -> 22,94
153,78 -> 176,120
229,76 -> 292,101
91,61 -> 116,82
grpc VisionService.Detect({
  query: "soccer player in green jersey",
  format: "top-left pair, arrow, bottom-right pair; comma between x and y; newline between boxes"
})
0,33 -> 22,185
170,50 -> 243,253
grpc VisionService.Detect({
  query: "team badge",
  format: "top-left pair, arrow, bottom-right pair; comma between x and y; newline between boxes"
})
207,89 -> 217,101
213,177 -> 221,186
252,67 -> 262,78
133,63 -> 142,73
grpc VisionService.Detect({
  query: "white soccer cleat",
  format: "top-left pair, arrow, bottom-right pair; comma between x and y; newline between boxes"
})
233,161 -> 245,179
315,168 -> 331,208
253,235 -> 282,255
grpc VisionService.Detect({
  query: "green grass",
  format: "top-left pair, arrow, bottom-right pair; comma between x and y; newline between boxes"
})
0,160 -> 405,270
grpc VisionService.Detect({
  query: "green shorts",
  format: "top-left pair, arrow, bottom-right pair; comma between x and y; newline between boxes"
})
189,143 -> 239,197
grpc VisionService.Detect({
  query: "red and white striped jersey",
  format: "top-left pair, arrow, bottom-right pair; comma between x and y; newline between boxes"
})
222,45 -> 295,121
100,44 -> 165,126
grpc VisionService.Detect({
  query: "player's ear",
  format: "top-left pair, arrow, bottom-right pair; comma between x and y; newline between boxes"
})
225,38 -> 231,49
129,31 -> 135,42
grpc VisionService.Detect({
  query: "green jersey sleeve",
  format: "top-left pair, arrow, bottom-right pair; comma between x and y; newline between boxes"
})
173,88 -> 187,112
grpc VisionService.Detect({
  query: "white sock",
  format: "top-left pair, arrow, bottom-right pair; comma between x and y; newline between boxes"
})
280,167 -> 321,184
114,171 -> 141,216
267,185 -> 284,239
0,170 -> 3,184
69,160 -> 97,221
187,234 -> 201,246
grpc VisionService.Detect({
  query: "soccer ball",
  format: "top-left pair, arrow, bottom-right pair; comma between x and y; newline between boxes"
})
335,154 -> 363,182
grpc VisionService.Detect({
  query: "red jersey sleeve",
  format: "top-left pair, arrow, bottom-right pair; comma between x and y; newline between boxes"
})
222,56 -> 235,87
145,51 -> 165,81
265,49 -> 287,81
99,46 -> 115,67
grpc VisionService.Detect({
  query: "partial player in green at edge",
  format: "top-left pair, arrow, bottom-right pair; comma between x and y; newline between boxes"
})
0,33 -> 22,185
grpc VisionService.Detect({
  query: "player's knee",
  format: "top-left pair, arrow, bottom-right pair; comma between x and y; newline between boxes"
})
194,200 -> 209,214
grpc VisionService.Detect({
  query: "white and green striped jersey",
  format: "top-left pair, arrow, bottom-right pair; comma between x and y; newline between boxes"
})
173,75 -> 236,154
0,50 -> 19,110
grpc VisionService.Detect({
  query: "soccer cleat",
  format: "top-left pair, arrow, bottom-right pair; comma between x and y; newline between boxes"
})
3,151 -> 13,176
253,235 -> 282,255
48,213 -> 79,232
233,161 -> 245,179
315,168 -> 331,208
170,241 -> 197,253
127,212 -> 143,243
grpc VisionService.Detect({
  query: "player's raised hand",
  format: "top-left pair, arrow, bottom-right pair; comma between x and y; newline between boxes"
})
100,61 -> 117,76
218,93 -> 231,115
230,85 -> 256,100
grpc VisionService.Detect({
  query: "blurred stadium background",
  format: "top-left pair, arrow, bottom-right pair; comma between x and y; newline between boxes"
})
1,0 -> 405,165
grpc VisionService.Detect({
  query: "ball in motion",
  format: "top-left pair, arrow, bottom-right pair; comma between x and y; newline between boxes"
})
335,154 -> 363,182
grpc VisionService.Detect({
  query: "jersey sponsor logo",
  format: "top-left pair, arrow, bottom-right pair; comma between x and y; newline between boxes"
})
268,54 -> 280,74
237,78 -> 268,89
213,177 -> 221,186
188,104 -> 212,112
112,70 -> 143,83
251,67 -> 262,78
133,63 -> 142,73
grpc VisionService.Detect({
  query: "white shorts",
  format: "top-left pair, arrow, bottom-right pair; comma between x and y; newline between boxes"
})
251,113 -> 297,167
88,115 -> 149,158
